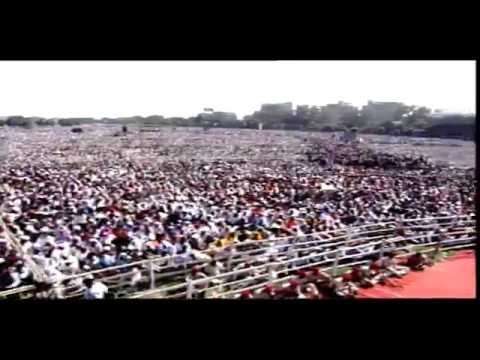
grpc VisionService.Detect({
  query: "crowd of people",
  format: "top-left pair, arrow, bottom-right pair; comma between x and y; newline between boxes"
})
237,251 -> 431,300
0,126 -> 476,298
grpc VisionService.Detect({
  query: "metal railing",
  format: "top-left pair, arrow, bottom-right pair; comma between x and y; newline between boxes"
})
132,231 -> 476,299
0,214 -> 475,299
129,218 -> 476,298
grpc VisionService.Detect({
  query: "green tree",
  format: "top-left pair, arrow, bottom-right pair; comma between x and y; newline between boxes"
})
35,118 -> 55,126
381,120 -> 396,134
393,104 -> 414,122
403,106 -> 432,128
339,111 -> 365,129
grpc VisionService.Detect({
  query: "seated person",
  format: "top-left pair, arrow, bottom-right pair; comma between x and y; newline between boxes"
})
405,252 -> 427,271
239,289 -> 254,299
302,282 -> 323,299
367,257 -> 384,283
309,268 -> 333,294
383,252 -> 410,278
312,269 -> 356,298
366,257 -> 395,285
186,265 -> 209,299
346,265 -> 375,288
256,284 -> 276,299
276,279 -> 302,299
330,277 -> 357,299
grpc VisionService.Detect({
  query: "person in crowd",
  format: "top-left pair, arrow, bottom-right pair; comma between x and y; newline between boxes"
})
0,126 -> 474,297
256,283 -> 277,299
239,289 -> 254,299
405,252 -> 428,271
383,252 -> 410,278
83,277 -> 109,299
343,265 -> 375,288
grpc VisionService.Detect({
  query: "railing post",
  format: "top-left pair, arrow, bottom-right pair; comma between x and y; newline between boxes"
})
168,254 -> 175,267
332,248 -> 340,277
227,249 -> 233,272
186,278 -> 194,299
379,237 -> 386,259
149,260 -> 155,289
434,232 -> 445,262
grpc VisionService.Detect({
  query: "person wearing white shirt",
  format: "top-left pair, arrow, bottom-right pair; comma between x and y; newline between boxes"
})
204,260 -> 224,277
100,251 -> 116,268
130,267 -> 142,288
131,233 -> 147,251
84,278 -> 109,299
50,247 -> 64,262
46,265 -> 64,286
18,263 -> 32,282
160,239 -> 176,256
32,251 -> 48,268
64,254 -> 80,274
21,238 -> 34,255
6,267 -> 22,288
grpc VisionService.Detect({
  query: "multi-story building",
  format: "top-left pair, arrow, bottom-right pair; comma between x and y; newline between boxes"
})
211,112 -> 237,122
247,103 -> 294,129
316,102 -> 358,125
260,102 -> 293,115
296,105 -> 310,118
361,101 -> 404,125
198,111 -> 237,122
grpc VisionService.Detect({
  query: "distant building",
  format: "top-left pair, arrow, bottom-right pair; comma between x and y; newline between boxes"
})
260,102 -> 293,114
361,101 -> 404,124
212,112 -> 237,122
198,112 -> 237,123
296,105 -> 310,118
430,112 -> 464,119
317,102 -> 357,125
248,103 -> 294,129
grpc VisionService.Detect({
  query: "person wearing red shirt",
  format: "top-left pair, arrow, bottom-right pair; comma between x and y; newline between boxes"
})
239,289 -> 254,299
285,217 -> 297,229
256,284 -> 276,299
367,257 -> 386,285
342,271 -> 353,283
274,279 -> 301,299
406,252 -> 427,271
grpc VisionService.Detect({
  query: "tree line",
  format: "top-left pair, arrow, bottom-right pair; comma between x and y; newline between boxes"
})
0,104 -> 475,140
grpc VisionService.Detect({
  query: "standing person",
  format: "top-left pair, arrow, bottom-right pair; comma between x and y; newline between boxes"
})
83,278 -> 109,299
186,265 -> 209,299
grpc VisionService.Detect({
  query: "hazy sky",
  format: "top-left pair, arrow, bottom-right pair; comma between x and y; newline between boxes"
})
0,61 -> 475,118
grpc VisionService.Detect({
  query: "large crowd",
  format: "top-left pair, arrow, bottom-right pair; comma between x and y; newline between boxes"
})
0,126 -> 476,298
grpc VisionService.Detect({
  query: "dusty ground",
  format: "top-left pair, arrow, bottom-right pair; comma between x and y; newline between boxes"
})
363,135 -> 476,168
286,130 -> 476,168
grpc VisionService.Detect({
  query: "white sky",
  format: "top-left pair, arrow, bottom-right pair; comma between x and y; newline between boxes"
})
0,61 -> 475,119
